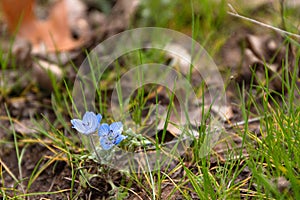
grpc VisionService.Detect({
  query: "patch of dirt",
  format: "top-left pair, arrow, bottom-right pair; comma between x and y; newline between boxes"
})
0,143 -> 69,197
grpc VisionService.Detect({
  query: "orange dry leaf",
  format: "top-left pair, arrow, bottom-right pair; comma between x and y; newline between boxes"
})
1,0 -> 84,53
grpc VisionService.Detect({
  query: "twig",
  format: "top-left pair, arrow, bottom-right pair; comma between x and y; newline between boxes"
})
227,3 -> 300,39
224,116 -> 263,129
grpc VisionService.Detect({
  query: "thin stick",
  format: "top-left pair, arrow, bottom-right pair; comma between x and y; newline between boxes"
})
224,116 -> 263,129
227,4 -> 300,39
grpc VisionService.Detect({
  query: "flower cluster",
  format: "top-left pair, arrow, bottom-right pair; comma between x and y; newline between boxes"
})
71,111 -> 127,150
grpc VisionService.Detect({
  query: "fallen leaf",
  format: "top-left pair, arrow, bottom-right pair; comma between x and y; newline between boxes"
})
165,43 -> 192,75
276,177 -> 291,193
10,119 -> 38,135
1,0 -> 85,53
96,0 -> 140,39
65,0 -> 90,38
222,30 -> 299,94
32,59 -> 63,90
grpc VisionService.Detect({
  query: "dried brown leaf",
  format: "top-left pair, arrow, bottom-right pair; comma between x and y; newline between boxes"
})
1,0 -> 85,53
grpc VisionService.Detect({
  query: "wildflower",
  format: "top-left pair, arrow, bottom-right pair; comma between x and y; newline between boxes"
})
71,111 -> 102,135
98,122 -> 127,150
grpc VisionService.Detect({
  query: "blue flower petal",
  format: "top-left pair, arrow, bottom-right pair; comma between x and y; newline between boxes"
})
110,122 -> 123,135
98,123 -> 109,136
98,121 -> 126,150
71,111 -> 100,135
71,119 -> 87,133
114,135 -> 127,145
96,114 -> 102,123
100,137 -> 114,150
82,112 -> 95,122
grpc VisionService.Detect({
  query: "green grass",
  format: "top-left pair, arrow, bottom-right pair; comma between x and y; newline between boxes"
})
1,0 -> 300,199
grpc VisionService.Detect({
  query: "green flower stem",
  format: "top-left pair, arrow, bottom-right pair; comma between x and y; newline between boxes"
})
89,134 -> 101,162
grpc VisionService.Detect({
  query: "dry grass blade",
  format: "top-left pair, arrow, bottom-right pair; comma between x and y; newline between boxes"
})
0,158 -> 19,184
227,4 -> 300,39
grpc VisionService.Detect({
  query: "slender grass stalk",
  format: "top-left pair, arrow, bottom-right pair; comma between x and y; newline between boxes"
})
4,104 -> 25,194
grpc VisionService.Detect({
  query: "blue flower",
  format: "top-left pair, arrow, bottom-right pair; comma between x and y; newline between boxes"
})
71,111 -> 102,135
98,122 -> 127,150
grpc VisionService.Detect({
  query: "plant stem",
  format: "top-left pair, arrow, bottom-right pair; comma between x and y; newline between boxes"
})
89,135 -> 101,163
